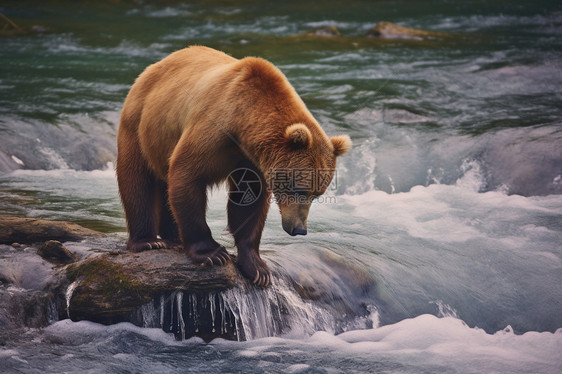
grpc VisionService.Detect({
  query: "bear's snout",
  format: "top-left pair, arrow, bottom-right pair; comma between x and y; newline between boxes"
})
282,218 -> 308,236
280,202 -> 311,237
291,226 -> 307,236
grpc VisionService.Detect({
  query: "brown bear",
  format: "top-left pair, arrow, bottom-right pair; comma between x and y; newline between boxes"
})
116,46 -> 351,287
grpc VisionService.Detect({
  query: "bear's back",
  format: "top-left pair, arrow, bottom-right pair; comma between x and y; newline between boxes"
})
122,47 -> 240,179
120,46 -> 322,181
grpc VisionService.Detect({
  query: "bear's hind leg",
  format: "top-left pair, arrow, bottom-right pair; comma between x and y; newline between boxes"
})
157,179 -> 180,246
117,129 -> 167,252
227,164 -> 272,287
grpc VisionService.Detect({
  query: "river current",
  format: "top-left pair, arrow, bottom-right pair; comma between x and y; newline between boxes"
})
1,1 -> 561,373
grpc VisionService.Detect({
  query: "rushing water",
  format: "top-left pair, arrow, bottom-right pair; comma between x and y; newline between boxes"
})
1,1 -> 561,373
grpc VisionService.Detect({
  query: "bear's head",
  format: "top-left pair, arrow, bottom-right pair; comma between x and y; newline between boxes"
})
268,123 -> 351,236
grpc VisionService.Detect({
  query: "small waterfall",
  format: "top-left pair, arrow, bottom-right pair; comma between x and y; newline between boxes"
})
134,277 -> 345,341
46,299 -> 59,324
221,277 -> 337,340
65,280 -> 80,318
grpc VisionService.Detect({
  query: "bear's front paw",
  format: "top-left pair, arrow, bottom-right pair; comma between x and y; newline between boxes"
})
237,255 -> 271,287
186,241 -> 232,266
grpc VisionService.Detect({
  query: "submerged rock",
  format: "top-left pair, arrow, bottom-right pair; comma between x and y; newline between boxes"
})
0,287 -> 56,343
0,244 -> 64,344
367,21 -> 450,40
0,216 -> 102,245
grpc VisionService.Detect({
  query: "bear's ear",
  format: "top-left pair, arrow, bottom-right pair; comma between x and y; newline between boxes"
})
330,135 -> 352,156
285,123 -> 312,149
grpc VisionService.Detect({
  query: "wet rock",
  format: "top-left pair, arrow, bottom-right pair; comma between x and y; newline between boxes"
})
65,250 -> 238,324
0,288 -> 54,328
0,216 -> 102,244
317,249 -> 373,294
0,242 -> 64,345
0,242 -> 241,341
0,217 -> 250,341
290,249 -> 373,301
0,215 -> 242,340
38,240 -> 78,264
304,25 -> 341,37
366,21 -> 450,40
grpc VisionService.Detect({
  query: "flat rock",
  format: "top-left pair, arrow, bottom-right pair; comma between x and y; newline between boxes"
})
65,249 -> 238,324
0,216 -> 102,244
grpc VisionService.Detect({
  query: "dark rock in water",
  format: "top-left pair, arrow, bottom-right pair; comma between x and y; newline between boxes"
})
0,242 -> 65,344
38,240 -> 78,264
304,25 -> 341,37
0,287 -> 57,344
366,21 -> 450,40
65,250 -> 238,325
0,216 -> 102,244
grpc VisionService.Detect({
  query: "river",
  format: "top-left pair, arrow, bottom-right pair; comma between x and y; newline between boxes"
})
1,1 -> 561,373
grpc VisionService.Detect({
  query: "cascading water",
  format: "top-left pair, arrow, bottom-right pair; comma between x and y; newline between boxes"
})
65,280 -> 80,318
133,275 -> 376,341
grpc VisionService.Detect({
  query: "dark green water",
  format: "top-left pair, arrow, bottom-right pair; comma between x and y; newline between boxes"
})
1,1 -> 561,373
2,0 -> 561,195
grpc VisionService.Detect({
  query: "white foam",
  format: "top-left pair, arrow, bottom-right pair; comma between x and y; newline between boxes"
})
144,6 -> 192,18
342,183 -> 562,244
237,350 -> 259,358
7,163 -> 115,179
45,319 -> 203,346
37,315 -> 562,373
0,349 -> 20,357
38,147 -> 69,169
212,314 -> 562,373
333,315 -> 562,367
286,364 -> 311,373
456,159 -> 485,192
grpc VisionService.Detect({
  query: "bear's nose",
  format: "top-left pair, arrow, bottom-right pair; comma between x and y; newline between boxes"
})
291,227 -> 307,236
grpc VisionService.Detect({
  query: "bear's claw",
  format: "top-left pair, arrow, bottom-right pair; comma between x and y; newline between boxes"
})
195,246 -> 231,267
253,270 -> 270,287
237,254 -> 271,287
128,239 -> 173,252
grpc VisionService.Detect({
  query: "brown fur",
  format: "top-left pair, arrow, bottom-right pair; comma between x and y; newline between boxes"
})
116,46 -> 351,287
